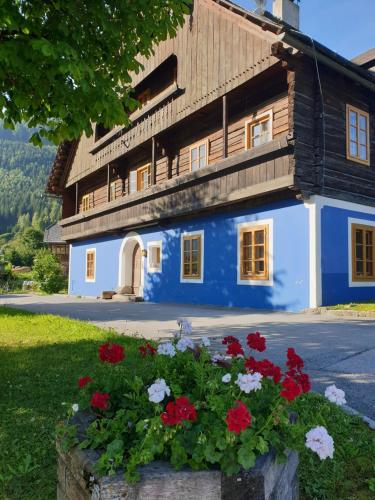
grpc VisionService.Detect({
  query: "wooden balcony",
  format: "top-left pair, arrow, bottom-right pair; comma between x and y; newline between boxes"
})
60,137 -> 294,241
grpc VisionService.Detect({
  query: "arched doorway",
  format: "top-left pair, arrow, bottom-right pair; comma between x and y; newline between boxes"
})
131,243 -> 141,295
118,232 -> 144,297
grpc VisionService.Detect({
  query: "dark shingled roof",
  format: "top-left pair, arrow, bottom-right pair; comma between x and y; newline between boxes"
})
44,223 -> 66,244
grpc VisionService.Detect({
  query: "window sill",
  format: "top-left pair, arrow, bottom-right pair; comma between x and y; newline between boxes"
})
349,279 -> 375,287
148,267 -> 161,274
180,277 -> 204,284
346,155 -> 370,166
237,278 -> 273,286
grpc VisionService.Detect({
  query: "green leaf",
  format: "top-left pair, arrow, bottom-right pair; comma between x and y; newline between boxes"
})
256,436 -> 269,455
170,440 -> 188,470
238,446 -> 256,470
204,444 -> 222,464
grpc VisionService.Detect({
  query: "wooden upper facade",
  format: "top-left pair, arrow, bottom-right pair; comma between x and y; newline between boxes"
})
47,0 -> 375,241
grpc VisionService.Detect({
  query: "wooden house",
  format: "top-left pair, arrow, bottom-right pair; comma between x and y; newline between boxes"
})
47,0 -> 375,310
43,223 -> 70,276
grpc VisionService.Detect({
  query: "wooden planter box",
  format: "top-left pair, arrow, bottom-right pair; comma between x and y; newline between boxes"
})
57,445 -> 298,500
57,413 -> 299,499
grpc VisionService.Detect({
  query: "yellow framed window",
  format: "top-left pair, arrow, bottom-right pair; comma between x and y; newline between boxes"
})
240,225 -> 269,280
182,234 -> 201,279
82,194 -> 90,212
346,104 -> 370,165
190,140 -> 208,171
245,111 -> 272,149
137,165 -> 151,191
352,223 -> 375,281
85,249 -> 96,281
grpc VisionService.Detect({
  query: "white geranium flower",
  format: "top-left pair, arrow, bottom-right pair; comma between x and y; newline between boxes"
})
200,336 -> 211,347
72,403 -> 79,413
305,426 -> 334,460
177,318 -> 193,335
148,378 -> 171,404
222,373 -> 231,383
157,342 -> 176,357
324,385 -> 346,406
235,372 -> 263,393
176,337 -> 194,352
211,353 -> 226,364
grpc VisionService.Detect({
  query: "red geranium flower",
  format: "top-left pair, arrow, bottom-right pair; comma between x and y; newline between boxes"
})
245,357 -> 282,384
292,372 -> 311,393
78,376 -> 93,388
225,400 -> 252,434
226,340 -> 244,357
222,335 -> 238,345
244,356 -> 258,372
272,365 -> 282,384
91,391 -> 110,410
247,332 -> 266,352
139,342 -> 157,358
161,396 -> 197,426
280,377 -> 302,401
98,343 -> 125,364
286,348 -> 304,371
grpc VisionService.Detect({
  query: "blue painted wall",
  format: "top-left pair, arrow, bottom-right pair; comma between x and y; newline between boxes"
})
69,199 -> 310,311
69,235 -> 122,296
321,205 -> 375,305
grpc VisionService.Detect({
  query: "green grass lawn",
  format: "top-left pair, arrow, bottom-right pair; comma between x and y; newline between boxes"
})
0,306 -> 374,499
0,306 -> 141,499
327,301 -> 375,312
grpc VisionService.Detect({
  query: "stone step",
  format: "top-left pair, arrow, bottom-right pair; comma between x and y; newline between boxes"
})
113,294 -> 144,303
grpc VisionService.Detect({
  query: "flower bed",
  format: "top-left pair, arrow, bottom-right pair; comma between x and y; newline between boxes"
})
57,320 -> 344,497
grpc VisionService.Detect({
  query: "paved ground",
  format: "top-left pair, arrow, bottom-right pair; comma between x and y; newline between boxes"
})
1,293 -> 375,419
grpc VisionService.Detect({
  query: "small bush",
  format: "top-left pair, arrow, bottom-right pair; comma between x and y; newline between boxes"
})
32,249 -> 65,294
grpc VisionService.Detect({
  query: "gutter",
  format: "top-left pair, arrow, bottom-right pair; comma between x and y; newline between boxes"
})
278,31 -> 375,93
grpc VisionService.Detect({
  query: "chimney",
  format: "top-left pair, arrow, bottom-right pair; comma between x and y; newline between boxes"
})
272,0 -> 300,30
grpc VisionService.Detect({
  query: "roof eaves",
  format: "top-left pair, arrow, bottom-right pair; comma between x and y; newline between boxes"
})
280,29 -> 375,92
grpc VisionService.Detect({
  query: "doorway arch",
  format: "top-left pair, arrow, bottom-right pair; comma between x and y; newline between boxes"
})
118,232 -> 145,296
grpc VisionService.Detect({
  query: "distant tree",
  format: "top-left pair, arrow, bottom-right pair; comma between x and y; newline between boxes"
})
14,213 -> 31,233
22,227 -> 44,252
0,138 -> 58,233
32,249 -> 65,293
0,0 -> 191,145
3,227 -> 44,266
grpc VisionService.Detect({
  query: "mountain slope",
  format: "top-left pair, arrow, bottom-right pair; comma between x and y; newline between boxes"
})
0,135 -> 59,234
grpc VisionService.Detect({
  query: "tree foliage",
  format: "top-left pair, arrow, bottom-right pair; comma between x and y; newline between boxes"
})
0,136 -> 59,233
3,226 -> 45,266
32,248 -> 65,293
0,0 -> 191,145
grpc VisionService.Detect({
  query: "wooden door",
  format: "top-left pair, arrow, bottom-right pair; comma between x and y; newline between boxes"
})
132,243 -> 141,295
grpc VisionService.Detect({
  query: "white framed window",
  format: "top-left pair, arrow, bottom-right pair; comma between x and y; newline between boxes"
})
348,217 -> 375,287
245,111 -> 273,150
237,219 -> 273,286
129,170 -> 137,194
180,230 -> 204,284
346,104 -> 370,166
85,248 -> 96,282
190,140 -> 208,171
147,241 -> 162,273
109,181 -> 117,201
